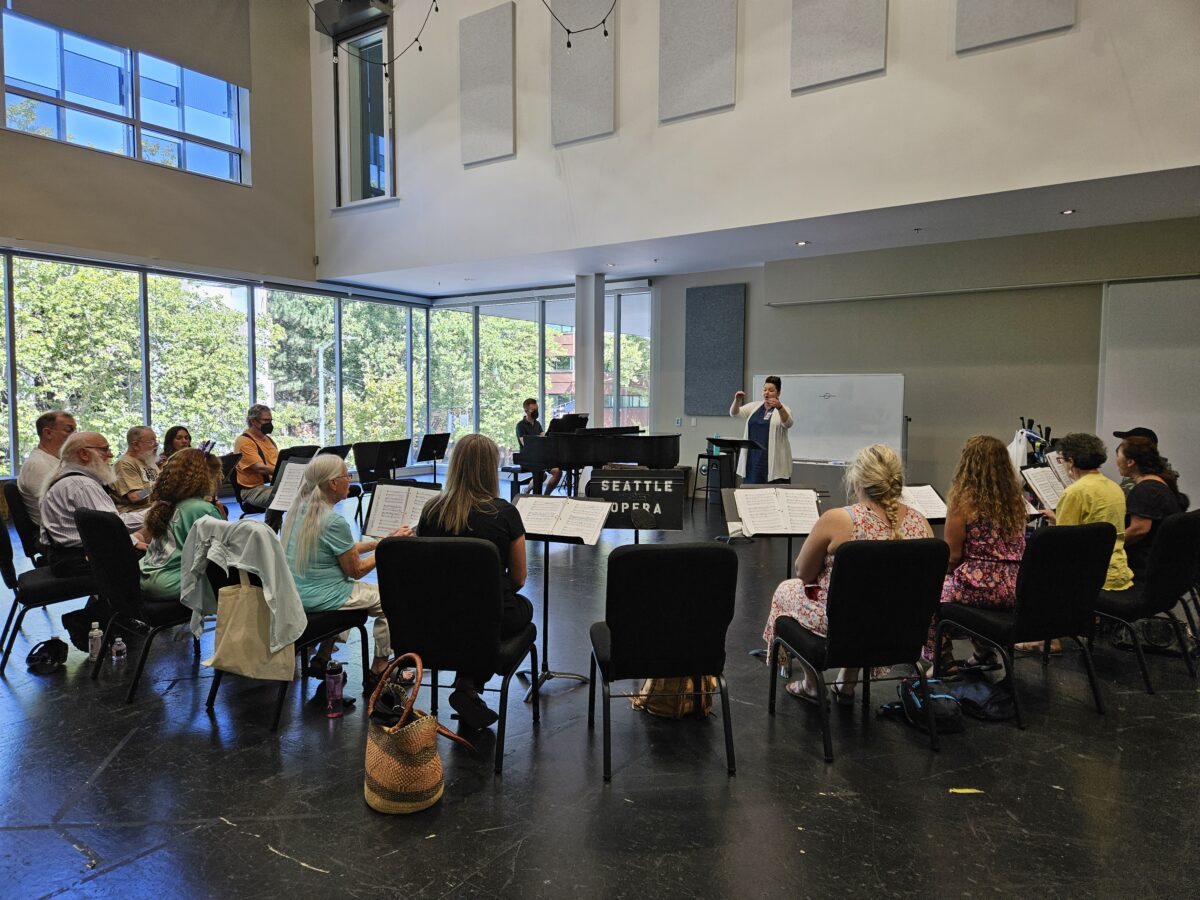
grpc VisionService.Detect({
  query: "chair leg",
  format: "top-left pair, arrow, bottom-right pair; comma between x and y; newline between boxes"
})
812,666 -> 833,763
356,624 -> 370,696
718,674 -> 735,776
601,679 -> 612,781
767,639 -> 781,715
0,597 -> 19,652
1125,619 -> 1156,695
1070,635 -> 1105,715
91,616 -> 118,681
494,670 -> 513,775
0,605 -> 28,677
1042,639 -> 1052,667
692,675 -> 705,721
1180,600 -> 1199,653
1164,612 -> 1195,679
587,654 -> 597,727
126,625 -> 165,703
430,668 -> 438,717
206,668 -> 224,709
860,667 -> 870,713
915,665 -> 940,752
272,679 -> 290,732
529,644 -> 540,724
999,644 -> 1025,729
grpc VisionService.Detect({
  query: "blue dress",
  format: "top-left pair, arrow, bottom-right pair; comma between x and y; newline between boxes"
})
744,405 -> 771,484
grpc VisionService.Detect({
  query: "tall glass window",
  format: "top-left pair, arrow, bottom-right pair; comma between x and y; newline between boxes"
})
429,307 -> 474,448
617,293 -> 652,429
0,255 -> 9,476
147,275 -> 250,452
544,298 -> 575,420
478,301 -> 539,465
341,299 -> 409,443
411,307 -> 428,454
342,29 -> 389,202
254,289 -> 337,449
603,297 -> 616,426
12,258 -> 143,455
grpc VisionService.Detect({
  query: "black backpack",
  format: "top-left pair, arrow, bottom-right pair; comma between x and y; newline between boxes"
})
880,677 -> 965,734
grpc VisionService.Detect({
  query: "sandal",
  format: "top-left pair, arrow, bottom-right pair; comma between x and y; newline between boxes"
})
958,651 -> 1002,673
785,679 -> 828,706
830,684 -> 856,707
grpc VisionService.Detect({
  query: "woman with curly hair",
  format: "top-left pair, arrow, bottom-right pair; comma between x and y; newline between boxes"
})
762,444 -> 932,705
140,448 -> 226,599
1115,436 -> 1188,578
923,435 -> 1028,671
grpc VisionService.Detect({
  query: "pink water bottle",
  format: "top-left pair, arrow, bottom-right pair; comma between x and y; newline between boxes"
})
325,660 -> 345,718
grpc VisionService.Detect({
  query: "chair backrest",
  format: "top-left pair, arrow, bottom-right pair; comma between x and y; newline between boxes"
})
1140,510 -> 1200,615
219,452 -> 242,487
1011,523 -> 1114,641
375,537 -> 503,671
0,506 -> 19,591
604,543 -> 738,680
824,538 -> 950,668
3,480 -> 42,564
74,508 -> 144,616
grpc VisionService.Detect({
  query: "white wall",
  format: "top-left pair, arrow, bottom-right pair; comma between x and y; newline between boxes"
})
311,0 -> 1200,280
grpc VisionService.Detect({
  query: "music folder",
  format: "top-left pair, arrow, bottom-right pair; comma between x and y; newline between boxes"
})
732,488 -> 820,537
900,484 -> 948,521
514,495 -> 609,545
267,457 -> 310,512
363,483 -> 439,537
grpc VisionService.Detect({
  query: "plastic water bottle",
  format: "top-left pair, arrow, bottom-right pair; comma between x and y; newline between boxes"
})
110,637 -> 127,663
325,660 -> 345,718
87,622 -> 104,663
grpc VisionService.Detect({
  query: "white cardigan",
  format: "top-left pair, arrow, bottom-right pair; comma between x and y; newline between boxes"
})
732,401 -> 794,482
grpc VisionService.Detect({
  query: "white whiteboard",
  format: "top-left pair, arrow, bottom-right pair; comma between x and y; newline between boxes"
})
752,373 -> 905,463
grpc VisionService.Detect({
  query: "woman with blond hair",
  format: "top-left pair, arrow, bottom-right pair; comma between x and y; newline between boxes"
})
282,453 -> 410,690
923,436 -> 1028,672
417,433 -> 532,729
762,444 -> 932,705
140,449 -> 226,599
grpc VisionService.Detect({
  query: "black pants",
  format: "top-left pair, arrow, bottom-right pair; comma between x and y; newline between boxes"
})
465,591 -> 534,690
48,546 -> 92,579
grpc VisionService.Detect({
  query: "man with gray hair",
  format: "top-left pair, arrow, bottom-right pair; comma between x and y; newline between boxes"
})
234,404 -> 281,525
39,432 -> 145,578
111,425 -> 159,512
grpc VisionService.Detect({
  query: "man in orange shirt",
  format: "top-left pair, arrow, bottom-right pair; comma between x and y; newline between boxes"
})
233,404 -> 280,524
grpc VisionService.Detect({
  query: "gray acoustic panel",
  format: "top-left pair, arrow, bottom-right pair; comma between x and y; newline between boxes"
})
659,0 -> 738,123
791,0 -> 888,93
459,2 -> 516,166
550,0 -> 616,146
956,0 -> 1076,53
685,284 -> 746,416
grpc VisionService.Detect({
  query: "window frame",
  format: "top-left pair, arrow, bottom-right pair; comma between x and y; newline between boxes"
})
334,24 -> 395,206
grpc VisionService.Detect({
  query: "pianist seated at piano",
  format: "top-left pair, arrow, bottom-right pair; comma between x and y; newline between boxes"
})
516,398 -> 562,495
417,434 -> 534,730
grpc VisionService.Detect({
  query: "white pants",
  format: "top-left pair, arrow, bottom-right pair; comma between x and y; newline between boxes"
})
337,581 -> 391,659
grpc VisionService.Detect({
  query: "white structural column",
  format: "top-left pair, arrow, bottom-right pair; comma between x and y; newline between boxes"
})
574,273 -> 606,424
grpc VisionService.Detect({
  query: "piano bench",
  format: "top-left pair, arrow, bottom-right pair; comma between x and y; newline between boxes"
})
502,465 -> 533,500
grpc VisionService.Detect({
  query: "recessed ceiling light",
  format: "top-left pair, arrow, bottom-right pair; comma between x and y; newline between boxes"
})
795,240 -> 809,247
606,262 -> 616,267
1060,208 -> 1076,215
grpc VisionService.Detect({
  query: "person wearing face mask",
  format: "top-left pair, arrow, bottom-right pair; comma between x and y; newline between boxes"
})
730,375 -> 794,484
111,426 -> 160,512
233,404 -> 279,512
516,398 -> 562,495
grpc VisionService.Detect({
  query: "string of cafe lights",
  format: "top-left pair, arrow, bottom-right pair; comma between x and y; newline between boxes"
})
540,0 -> 619,49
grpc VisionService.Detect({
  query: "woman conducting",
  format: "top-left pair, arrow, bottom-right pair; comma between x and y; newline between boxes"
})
417,433 -> 534,730
730,376 -> 793,484
762,444 -> 932,704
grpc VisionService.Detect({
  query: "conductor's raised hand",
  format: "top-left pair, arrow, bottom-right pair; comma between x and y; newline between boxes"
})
734,390 -> 746,401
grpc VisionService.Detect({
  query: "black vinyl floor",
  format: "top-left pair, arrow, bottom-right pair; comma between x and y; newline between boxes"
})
2,498 -> 1198,898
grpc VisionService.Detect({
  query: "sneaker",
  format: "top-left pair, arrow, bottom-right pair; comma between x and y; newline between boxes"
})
449,688 -> 499,730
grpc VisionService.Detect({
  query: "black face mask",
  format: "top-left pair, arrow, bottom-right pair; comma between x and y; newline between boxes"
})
259,422 -> 274,435
529,408 -> 539,421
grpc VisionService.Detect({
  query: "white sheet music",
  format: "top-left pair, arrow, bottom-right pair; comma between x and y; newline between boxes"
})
1023,466 -> 1065,511
733,488 -> 820,536
513,496 -> 609,545
267,458 -> 310,511
363,484 -> 440,537
1045,450 -> 1072,487
901,485 -> 948,520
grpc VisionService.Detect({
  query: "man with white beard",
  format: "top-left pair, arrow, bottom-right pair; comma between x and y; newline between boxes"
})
39,432 -> 146,578
111,426 -> 159,512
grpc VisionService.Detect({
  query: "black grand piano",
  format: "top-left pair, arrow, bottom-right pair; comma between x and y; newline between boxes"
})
513,423 -> 680,495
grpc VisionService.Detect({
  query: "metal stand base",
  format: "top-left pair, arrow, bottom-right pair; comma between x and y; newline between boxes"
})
716,534 -> 754,544
524,538 -> 590,703
524,668 -> 589,701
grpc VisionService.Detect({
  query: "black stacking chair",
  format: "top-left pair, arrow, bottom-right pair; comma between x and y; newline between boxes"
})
1092,511 -> 1200,694
3,480 -> 46,568
935,523 -> 1113,727
0,517 -> 94,675
203,565 -> 370,731
75,508 -> 195,703
225,452 -> 267,520
376,537 -> 538,774
769,539 -> 949,762
589,543 -> 739,781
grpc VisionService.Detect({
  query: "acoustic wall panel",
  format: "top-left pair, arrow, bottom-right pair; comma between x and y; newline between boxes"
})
955,0 -> 1076,53
685,284 -> 746,416
459,2 -> 516,166
550,0 -> 616,146
659,0 -> 738,123
791,0 -> 887,93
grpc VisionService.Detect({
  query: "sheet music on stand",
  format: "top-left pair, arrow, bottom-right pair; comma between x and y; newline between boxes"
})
514,495 -> 609,545
1044,450 -> 1072,487
1023,466 -> 1066,511
363,483 -> 439,537
732,488 -> 820,537
900,484 -> 948,521
267,457 -> 310,512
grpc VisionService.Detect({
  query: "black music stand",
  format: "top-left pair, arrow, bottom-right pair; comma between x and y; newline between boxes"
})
415,433 -> 449,483
316,443 -> 352,459
378,438 -> 412,479
547,413 -> 589,434
708,438 -> 764,543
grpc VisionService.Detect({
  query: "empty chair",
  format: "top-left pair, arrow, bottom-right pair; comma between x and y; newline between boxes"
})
588,543 -> 738,781
935,523 -> 1114,727
75,508 -> 195,702
1092,510 -> 1200,694
376,536 -> 538,774
3,480 -> 46,568
769,539 -> 949,762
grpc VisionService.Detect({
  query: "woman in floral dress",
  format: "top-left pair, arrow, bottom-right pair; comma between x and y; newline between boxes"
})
763,444 -> 932,705
923,435 -> 1027,669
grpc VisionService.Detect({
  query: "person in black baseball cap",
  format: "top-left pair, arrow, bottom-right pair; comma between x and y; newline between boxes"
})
1112,426 -> 1158,444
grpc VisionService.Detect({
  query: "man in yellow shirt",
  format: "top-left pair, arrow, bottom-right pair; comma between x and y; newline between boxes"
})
233,404 -> 279,521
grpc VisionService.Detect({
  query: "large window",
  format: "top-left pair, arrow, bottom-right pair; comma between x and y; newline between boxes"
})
429,307 -> 474,448
617,293 -> 652,429
339,28 -> 390,202
254,289 -> 337,449
2,10 -> 249,182
341,299 -> 409,443
0,256 -> 8,476
544,299 -> 575,419
12,258 -> 143,455
479,302 -> 539,465
411,308 -> 428,454
603,297 -> 616,426
147,276 -> 250,451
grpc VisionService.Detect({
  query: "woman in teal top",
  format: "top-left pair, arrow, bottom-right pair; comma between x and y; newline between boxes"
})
140,449 -> 226,598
